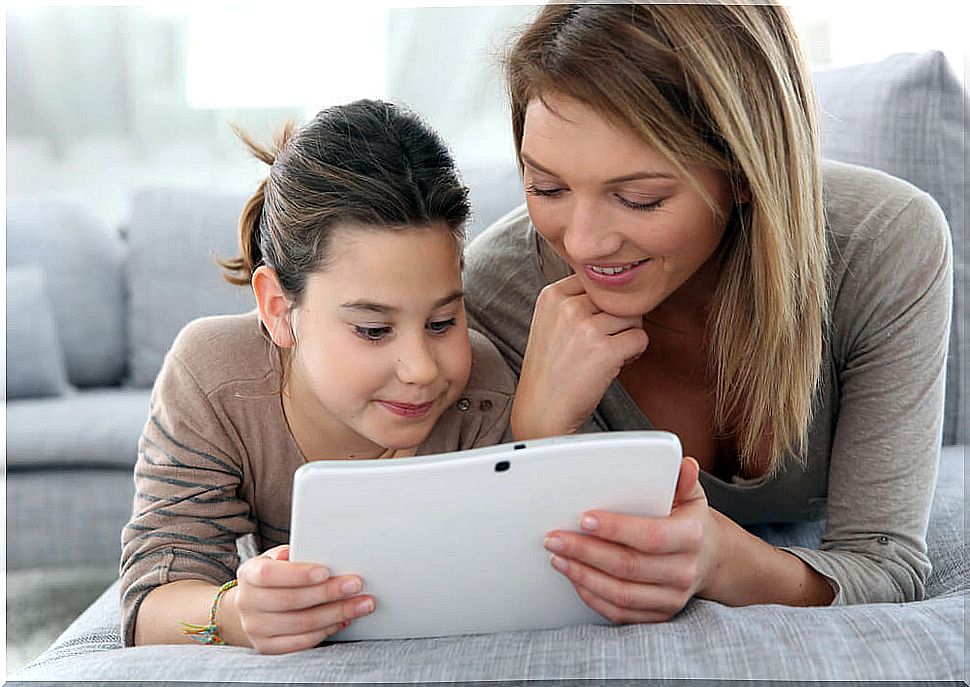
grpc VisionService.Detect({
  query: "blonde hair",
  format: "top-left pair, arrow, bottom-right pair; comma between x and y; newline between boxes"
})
507,2 -> 827,475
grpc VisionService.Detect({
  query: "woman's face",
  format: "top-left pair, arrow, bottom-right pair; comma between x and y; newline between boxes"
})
520,92 -> 738,319
286,225 -> 471,455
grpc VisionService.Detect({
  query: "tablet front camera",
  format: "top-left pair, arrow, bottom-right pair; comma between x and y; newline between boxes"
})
495,460 -> 511,473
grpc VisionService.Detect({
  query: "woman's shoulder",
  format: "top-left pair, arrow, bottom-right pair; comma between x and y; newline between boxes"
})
466,328 -> 516,398
821,159 -> 949,248
166,309 -> 276,394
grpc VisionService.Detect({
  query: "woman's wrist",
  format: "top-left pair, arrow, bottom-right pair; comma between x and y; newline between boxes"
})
698,508 -> 835,607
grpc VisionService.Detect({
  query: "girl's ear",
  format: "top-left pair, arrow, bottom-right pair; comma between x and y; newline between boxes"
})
252,266 -> 296,348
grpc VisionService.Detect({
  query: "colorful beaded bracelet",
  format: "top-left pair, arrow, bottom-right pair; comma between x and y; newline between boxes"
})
180,579 -> 238,645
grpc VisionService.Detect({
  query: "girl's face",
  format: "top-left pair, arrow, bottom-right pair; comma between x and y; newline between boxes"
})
520,92 -> 738,319
285,225 -> 471,457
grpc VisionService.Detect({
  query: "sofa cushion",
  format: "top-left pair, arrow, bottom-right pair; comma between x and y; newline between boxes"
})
4,387 -> 151,470
813,51 -> 968,446
126,186 -> 256,388
5,263 -> 70,398
10,445 -> 965,681
6,196 -> 127,387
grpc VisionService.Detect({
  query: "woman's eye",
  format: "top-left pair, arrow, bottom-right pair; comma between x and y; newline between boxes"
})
525,183 -> 565,198
616,194 -> 665,212
353,325 -> 391,343
426,318 -> 456,334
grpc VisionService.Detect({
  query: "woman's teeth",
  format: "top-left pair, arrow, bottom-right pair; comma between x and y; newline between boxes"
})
588,260 -> 646,275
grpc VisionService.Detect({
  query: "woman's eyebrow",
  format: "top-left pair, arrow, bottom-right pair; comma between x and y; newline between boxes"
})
340,291 -> 464,315
521,152 -> 675,184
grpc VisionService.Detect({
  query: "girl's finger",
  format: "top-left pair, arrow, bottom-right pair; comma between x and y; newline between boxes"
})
251,620 -> 350,655
239,554 -> 330,589
240,574 -> 365,613
254,595 -> 375,639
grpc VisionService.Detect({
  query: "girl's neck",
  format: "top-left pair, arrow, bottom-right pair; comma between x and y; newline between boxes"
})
280,376 -> 392,462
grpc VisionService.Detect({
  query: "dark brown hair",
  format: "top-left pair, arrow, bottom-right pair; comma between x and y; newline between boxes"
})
221,99 -> 470,304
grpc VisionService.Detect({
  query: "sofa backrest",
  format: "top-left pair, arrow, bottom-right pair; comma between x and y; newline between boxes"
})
813,50 -> 968,446
125,186 -> 255,388
6,196 -> 127,388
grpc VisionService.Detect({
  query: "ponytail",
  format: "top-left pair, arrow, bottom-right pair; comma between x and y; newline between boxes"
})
219,121 -> 297,286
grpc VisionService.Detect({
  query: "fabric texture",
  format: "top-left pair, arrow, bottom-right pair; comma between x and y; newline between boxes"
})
813,50 -> 969,446
5,197 -> 127,387
5,263 -> 71,398
13,445 -> 964,682
125,186 -> 256,388
6,471 -> 137,570
5,387 -> 151,469
119,311 -> 516,646
464,160 -> 952,607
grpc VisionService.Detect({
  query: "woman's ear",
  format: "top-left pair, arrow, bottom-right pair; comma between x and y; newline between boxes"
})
252,266 -> 296,348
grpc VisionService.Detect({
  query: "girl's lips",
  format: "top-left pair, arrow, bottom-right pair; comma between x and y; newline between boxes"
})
583,259 -> 650,287
377,400 -> 434,418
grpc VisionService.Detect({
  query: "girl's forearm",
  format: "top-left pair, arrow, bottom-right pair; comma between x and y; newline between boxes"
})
702,509 -> 836,607
134,579 -> 249,647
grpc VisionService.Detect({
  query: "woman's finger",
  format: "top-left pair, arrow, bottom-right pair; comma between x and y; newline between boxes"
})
574,584 -> 682,625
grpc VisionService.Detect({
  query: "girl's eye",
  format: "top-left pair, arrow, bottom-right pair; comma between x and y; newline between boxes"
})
616,194 -> 666,212
353,325 -> 391,343
525,183 -> 565,198
426,318 -> 456,335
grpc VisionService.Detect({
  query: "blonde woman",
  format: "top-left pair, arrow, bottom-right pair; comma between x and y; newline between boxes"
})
464,2 -> 952,621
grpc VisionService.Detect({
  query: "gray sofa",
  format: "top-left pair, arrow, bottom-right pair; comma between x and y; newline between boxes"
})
6,51 -> 967,682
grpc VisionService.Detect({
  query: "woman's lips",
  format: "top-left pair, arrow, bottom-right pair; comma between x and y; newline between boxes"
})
583,259 -> 650,286
377,400 -> 434,418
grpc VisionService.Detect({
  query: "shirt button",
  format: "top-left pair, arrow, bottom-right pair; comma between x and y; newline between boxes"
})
877,536 -> 890,545
457,398 -> 471,411
479,399 -> 493,411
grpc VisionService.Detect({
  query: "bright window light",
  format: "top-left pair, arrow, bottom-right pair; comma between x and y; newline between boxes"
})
186,5 -> 388,111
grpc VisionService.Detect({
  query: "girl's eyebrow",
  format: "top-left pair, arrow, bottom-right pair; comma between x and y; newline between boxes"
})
521,152 -> 675,185
340,290 -> 464,315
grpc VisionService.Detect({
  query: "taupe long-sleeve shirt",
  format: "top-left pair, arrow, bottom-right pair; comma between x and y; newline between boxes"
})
463,160 -> 953,606
120,312 -> 515,645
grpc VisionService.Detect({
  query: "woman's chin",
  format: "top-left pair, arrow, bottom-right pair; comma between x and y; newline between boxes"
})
584,285 -> 658,319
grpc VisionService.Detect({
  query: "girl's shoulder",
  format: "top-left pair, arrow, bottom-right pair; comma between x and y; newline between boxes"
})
165,309 -> 276,395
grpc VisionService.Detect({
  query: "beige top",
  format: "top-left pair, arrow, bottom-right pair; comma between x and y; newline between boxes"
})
463,160 -> 953,607
119,311 -> 515,645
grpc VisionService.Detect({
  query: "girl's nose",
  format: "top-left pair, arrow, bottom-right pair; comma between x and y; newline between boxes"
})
396,336 -> 438,386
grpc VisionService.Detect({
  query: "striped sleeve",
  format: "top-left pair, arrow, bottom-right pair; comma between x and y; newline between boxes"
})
119,350 -> 256,646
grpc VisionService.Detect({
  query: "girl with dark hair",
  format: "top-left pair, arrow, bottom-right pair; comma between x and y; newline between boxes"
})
120,99 -> 514,654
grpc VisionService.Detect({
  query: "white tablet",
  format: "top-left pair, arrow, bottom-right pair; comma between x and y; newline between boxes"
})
289,430 -> 682,641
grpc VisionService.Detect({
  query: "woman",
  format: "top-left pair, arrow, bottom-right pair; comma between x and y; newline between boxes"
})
464,2 -> 952,622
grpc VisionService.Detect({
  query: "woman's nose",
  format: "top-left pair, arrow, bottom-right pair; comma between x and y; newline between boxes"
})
561,197 -> 621,262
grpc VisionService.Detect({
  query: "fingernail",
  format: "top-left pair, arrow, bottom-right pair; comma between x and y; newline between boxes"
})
341,578 -> 361,595
355,598 -> 374,615
310,567 -> 329,584
544,536 -> 565,553
581,514 -> 598,531
550,555 -> 569,573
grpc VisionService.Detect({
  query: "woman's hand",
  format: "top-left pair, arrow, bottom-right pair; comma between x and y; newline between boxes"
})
512,274 -> 648,439
543,457 -> 726,622
228,544 -> 376,654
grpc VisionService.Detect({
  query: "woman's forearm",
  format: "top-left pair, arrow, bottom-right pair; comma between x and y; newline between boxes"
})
134,579 -> 249,647
702,509 -> 836,607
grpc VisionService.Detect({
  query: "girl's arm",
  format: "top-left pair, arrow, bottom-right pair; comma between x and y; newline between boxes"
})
134,546 -> 374,653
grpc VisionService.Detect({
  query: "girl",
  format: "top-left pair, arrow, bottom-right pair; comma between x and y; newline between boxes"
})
465,2 -> 952,621
120,99 -> 515,654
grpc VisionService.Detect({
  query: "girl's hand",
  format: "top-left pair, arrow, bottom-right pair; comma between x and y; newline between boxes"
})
229,544 -> 375,654
512,275 -> 648,439
543,457 -> 725,622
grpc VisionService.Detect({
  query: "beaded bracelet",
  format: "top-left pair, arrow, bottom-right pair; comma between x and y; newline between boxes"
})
180,579 -> 238,645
